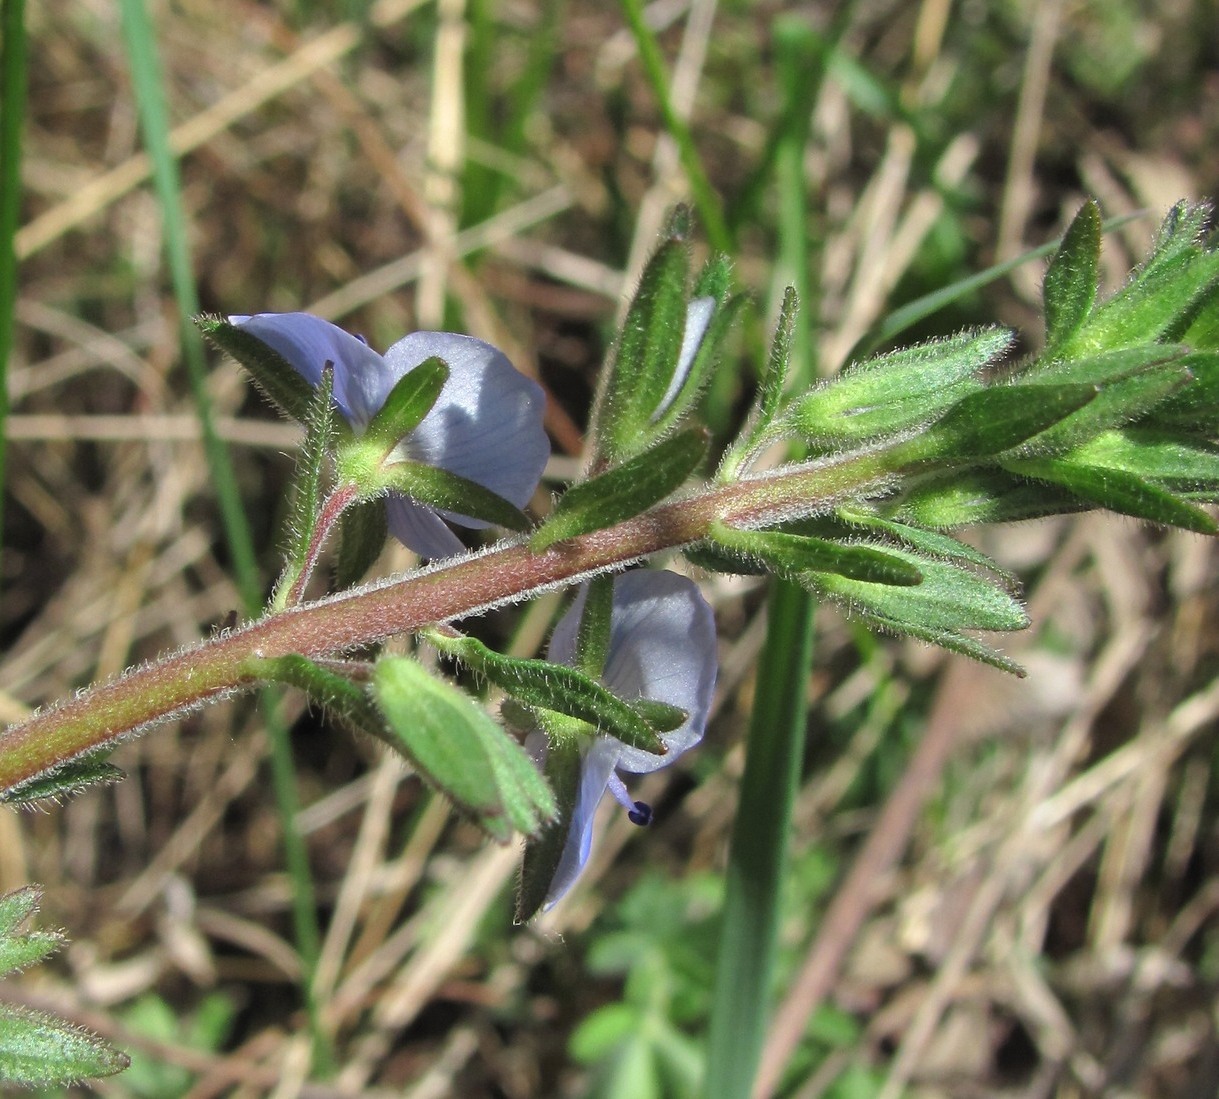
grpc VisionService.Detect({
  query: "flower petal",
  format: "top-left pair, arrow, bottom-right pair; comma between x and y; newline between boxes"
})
383,493 -> 467,559
543,736 -> 622,910
548,571 -> 717,773
229,313 -> 391,426
658,296 -> 716,416
385,332 -> 549,525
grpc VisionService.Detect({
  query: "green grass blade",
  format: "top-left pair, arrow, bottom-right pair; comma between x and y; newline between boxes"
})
0,0 -> 29,601
705,583 -> 814,1099
705,20 -> 824,1093
620,0 -> 732,255
116,0 -> 329,1072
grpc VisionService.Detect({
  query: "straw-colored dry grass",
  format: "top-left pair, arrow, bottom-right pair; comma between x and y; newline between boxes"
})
3,0 -> 1217,1095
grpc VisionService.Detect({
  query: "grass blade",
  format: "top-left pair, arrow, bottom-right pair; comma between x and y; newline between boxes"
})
116,0 -> 329,1071
0,0 -> 29,602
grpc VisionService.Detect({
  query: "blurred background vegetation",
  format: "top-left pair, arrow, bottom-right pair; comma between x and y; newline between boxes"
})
2,0 -> 1219,1095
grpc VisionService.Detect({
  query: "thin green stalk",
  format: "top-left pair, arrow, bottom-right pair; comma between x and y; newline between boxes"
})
706,20 -> 823,1097
706,584 -> 814,1099
620,0 -> 732,256
0,0 -> 29,599
116,0 -> 329,1071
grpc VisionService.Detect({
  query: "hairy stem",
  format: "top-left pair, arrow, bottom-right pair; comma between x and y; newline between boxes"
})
0,448 -> 895,793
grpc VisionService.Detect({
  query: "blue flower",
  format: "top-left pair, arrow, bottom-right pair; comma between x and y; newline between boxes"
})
539,570 -> 717,909
230,312 -> 549,558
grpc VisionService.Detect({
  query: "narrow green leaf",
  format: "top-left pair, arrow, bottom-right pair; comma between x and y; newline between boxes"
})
0,888 -> 61,980
196,314 -> 316,423
856,613 -> 1028,676
628,699 -> 688,734
721,287 -> 799,477
374,461 -> 530,532
1004,457 -> 1218,533
429,632 -> 666,755
531,427 -> 708,551
1148,351 -> 1219,434
810,547 -> 1029,634
0,888 -> 38,939
1068,428 -> 1219,489
1060,204 -> 1219,356
1012,360 -> 1191,455
1043,199 -> 1100,349
0,0 -> 29,567
896,382 -> 1098,462
592,219 -> 692,463
272,367 -> 336,608
517,739 -> 581,922
833,508 -> 1017,583
710,523 -> 923,586
574,574 -> 615,680
373,657 -> 557,843
790,328 -> 1010,448
897,469 -> 1083,528
362,357 -> 448,452
0,1007 -> 129,1086
1,755 -> 124,806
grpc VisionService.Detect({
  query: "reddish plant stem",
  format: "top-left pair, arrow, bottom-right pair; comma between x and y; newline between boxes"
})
283,482 -> 360,607
0,449 -> 895,793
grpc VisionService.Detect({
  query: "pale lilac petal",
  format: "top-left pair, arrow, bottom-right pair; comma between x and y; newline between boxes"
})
599,571 -> 716,772
543,736 -> 622,910
386,332 -> 548,523
657,296 -> 716,416
228,313 -> 390,426
383,494 -> 466,559
547,571 -> 716,770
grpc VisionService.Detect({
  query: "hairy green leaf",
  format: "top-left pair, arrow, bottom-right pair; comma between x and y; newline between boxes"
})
531,428 -> 708,551
1043,199 -> 1100,349
195,313 -> 315,423
373,657 -> 557,842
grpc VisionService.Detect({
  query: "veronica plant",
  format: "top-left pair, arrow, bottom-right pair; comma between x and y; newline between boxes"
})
2,201 -> 1219,1087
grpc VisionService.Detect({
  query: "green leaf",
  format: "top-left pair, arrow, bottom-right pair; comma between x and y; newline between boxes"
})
428,631 -> 666,755
516,738 -> 581,922
1060,203 -> 1219,356
592,211 -> 693,463
0,888 -> 60,979
0,1006 -> 129,1087
574,574 -> 615,680
1,754 -> 124,806
361,357 -> 448,454
897,469 -> 1083,528
1068,428 -> 1219,489
854,613 -> 1028,676
651,292 -> 742,441
1012,358 -> 1191,455
333,497 -> 388,589
372,657 -> 557,843
531,428 -> 708,551
1147,351 -> 1219,434
373,460 -> 531,532
1004,456 -> 1218,533
721,286 -> 798,477
789,328 -> 1011,448
809,545 -> 1028,634
833,508 -> 1017,582
709,523 -> 923,586
271,366 -> 337,608
195,313 -> 316,423
895,382 -> 1099,462
1043,199 -> 1100,349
